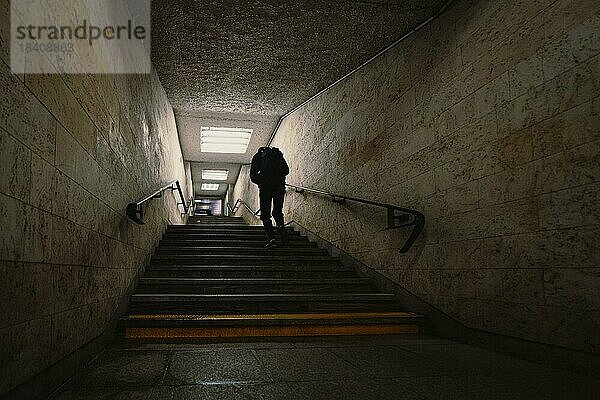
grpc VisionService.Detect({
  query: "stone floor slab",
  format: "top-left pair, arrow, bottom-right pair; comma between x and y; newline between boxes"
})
48,336 -> 600,400
70,350 -> 170,388
52,386 -> 173,400
328,345 -> 457,378
253,347 -> 364,382
164,349 -> 272,385
286,378 -> 429,400
172,383 -> 295,400
400,343 -> 566,376
490,371 -> 600,400
395,376 -> 533,400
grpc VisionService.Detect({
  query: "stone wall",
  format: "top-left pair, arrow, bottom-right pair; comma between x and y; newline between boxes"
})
231,165 -> 262,224
0,1 -> 191,394
233,0 -> 600,354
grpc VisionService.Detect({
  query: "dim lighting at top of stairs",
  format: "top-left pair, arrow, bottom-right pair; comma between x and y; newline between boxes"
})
202,169 -> 229,181
201,183 -> 220,191
200,127 -> 253,154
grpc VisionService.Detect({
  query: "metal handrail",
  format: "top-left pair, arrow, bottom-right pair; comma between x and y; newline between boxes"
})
186,196 -> 195,216
126,180 -> 189,225
227,198 -> 260,217
285,183 -> 425,253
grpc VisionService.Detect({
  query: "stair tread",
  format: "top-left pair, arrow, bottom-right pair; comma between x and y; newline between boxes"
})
131,293 -> 396,301
120,219 -> 424,339
120,311 -> 423,326
157,246 -> 321,250
153,254 -> 336,259
167,226 -> 295,230
160,239 -> 308,244
139,278 -> 369,284
123,311 -> 419,320
146,265 -> 351,270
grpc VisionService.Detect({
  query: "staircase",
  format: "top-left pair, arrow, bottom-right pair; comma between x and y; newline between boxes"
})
119,216 -> 425,340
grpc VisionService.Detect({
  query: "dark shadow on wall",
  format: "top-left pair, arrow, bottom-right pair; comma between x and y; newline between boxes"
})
2,196 -> 181,400
287,220 -> 600,378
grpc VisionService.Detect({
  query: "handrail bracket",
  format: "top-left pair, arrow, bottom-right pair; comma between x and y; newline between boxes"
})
385,207 -> 425,253
126,180 -> 191,225
386,208 -> 413,228
285,183 -> 425,253
332,196 -> 345,204
126,203 -> 145,225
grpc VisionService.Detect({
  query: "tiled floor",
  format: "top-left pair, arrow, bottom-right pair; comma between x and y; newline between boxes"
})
50,335 -> 599,400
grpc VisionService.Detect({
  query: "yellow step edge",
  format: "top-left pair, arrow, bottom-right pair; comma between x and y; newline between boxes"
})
125,324 -> 420,339
126,312 -> 418,321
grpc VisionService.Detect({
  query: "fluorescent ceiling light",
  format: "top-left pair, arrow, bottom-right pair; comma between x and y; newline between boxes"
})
201,183 -> 220,191
202,169 -> 229,181
200,127 -> 253,154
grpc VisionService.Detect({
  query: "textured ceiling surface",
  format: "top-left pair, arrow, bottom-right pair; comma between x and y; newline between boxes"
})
151,0 -> 448,199
152,0 -> 447,116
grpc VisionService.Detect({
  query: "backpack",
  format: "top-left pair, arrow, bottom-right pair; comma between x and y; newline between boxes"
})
250,147 -> 287,186
261,147 -> 285,175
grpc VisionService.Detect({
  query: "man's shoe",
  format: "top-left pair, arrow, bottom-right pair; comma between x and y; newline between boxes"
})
277,227 -> 289,246
264,239 -> 277,249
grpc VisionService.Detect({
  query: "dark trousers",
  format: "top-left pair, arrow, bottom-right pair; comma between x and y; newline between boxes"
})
259,189 -> 285,241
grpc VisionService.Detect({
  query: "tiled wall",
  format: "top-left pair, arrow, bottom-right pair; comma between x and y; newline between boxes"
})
231,165 -> 261,223
0,1 -> 191,394
234,0 -> 599,353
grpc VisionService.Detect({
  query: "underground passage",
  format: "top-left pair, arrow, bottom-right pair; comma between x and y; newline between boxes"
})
0,0 -> 599,399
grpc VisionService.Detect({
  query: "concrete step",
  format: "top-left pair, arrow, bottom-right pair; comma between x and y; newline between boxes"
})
158,239 -> 318,248
144,265 -> 357,278
167,225 -> 296,232
189,217 -> 245,221
161,233 -> 305,241
185,224 -> 249,228
119,219 -> 424,340
120,312 -> 424,339
137,277 -> 375,294
129,293 -> 400,313
154,246 -> 328,256
150,254 -> 340,266
188,221 -> 246,225
193,217 -> 244,219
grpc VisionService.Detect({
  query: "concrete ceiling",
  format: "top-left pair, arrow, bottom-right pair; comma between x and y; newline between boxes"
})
151,0 -> 448,198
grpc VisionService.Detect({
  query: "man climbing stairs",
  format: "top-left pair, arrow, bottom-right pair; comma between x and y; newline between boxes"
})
119,216 -> 424,339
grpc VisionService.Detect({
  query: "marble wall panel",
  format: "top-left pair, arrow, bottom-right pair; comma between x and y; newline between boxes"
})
0,5 -> 189,393
233,0 -> 600,354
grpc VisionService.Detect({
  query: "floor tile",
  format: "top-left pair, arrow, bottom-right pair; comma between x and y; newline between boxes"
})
395,376 -> 533,400
172,382 -> 295,400
164,349 -> 271,384
108,341 -> 297,352
328,345 -> 457,378
46,337 -> 599,400
400,344 -> 566,376
287,378 -> 428,400
253,347 -> 364,382
51,386 -> 173,400
490,371 -> 600,400
72,350 -> 170,388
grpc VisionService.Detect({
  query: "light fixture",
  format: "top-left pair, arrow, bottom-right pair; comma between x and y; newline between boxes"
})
202,169 -> 229,181
200,127 -> 253,154
201,183 -> 220,191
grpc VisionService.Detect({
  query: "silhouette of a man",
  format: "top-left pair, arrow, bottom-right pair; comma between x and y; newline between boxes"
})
250,146 -> 289,248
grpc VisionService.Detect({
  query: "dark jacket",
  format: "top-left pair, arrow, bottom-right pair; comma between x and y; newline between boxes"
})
250,147 -> 289,192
